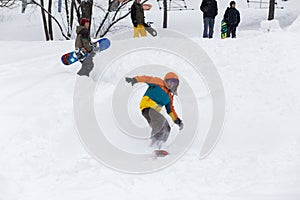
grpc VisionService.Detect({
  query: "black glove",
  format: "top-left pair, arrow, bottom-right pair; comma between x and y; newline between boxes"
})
133,21 -> 138,27
174,118 -> 184,130
91,42 -> 99,52
125,77 -> 137,86
143,22 -> 150,27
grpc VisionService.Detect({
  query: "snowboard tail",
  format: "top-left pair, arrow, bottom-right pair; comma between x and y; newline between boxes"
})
154,150 -> 168,157
145,22 -> 157,37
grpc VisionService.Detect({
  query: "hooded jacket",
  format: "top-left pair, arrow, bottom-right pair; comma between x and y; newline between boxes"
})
75,26 -> 92,52
135,75 -> 179,122
131,1 -> 145,26
200,0 -> 218,18
224,7 -> 240,26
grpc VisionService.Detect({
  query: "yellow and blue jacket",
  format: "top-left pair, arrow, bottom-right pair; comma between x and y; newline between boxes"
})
135,75 -> 179,122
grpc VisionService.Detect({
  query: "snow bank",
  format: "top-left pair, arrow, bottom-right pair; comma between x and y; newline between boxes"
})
260,19 -> 282,32
1,27 -> 300,199
288,15 -> 300,32
1,0 -> 300,199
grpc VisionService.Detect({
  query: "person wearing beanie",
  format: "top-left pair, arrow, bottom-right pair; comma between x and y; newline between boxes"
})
200,0 -> 218,38
75,18 -> 96,77
223,1 -> 240,38
125,72 -> 184,150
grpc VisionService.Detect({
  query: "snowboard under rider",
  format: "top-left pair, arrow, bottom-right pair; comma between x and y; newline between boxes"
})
125,72 -> 184,149
75,18 -> 98,77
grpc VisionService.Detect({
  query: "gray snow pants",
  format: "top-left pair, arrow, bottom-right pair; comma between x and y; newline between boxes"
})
142,108 -> 171,142
77,51 -> 95,77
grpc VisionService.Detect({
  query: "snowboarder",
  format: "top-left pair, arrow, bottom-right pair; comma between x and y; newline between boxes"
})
75,18 -> 98,77
125,72 -> 184,150
223,1 -> 240,38
131,0 -> 147,38
200,0 -> 218,38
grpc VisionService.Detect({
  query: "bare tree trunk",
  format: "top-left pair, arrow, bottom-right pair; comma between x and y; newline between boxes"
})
268,0 -> 275,20
72,0 -> 81,25
80,0 -> 93,19
163,0 -> 167,28
79,0 -> 93,32
48,0 -> 53,40
70,0 -> 75,37
65,0 -> 70,36
40,0 -> 50,40
32,0 -> 70,40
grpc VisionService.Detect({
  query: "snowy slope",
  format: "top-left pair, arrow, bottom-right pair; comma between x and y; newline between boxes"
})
1,1 -> 300,200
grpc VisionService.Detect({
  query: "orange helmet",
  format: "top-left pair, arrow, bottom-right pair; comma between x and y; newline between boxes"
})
164,72 -> 179,95
164,72 -> 178,80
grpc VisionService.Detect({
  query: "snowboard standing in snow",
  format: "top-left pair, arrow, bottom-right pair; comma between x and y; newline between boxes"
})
125,72 -> 184,156
145,22 -> 157,37
61,38 -> 111,66
221,20 -> 227,39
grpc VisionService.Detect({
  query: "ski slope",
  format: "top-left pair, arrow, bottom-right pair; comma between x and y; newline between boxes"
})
1,1 -> 300,200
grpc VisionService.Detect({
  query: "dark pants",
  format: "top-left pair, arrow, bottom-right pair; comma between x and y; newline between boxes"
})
203,17 -> 215,38
227,25 -> 237,38
77,51 -> 95,77
142,108 -> 170,143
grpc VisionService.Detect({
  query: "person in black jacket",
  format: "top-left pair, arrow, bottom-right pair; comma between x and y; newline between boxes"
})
223,1 -> 240,38
131,0 -> 147,38
200,0 -> 218,38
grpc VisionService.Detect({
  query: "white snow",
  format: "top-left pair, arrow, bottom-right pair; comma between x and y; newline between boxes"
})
260,19 -> 281,32
1,0 -> 300,200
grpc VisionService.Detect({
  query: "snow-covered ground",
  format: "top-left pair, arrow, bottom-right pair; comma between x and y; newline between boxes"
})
1,0 -> 300,200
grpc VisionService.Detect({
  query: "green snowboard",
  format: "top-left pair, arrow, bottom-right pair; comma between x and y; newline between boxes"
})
221,20 -> 227,39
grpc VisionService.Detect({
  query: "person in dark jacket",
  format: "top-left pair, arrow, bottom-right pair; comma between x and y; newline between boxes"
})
75,18 -> 97,77
223,1 -> 240,38
200,0 -> 218,38
131,0 -> 147,38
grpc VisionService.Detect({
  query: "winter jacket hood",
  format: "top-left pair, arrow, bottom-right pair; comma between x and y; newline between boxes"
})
75,26 -> 92,52
76,26 -> 85,34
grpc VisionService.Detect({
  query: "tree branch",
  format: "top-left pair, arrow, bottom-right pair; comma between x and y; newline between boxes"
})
31,0 -> 71,40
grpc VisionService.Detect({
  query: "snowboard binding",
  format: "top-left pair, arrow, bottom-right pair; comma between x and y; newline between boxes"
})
146,22 -> 154,27
75,48 -> 87,62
